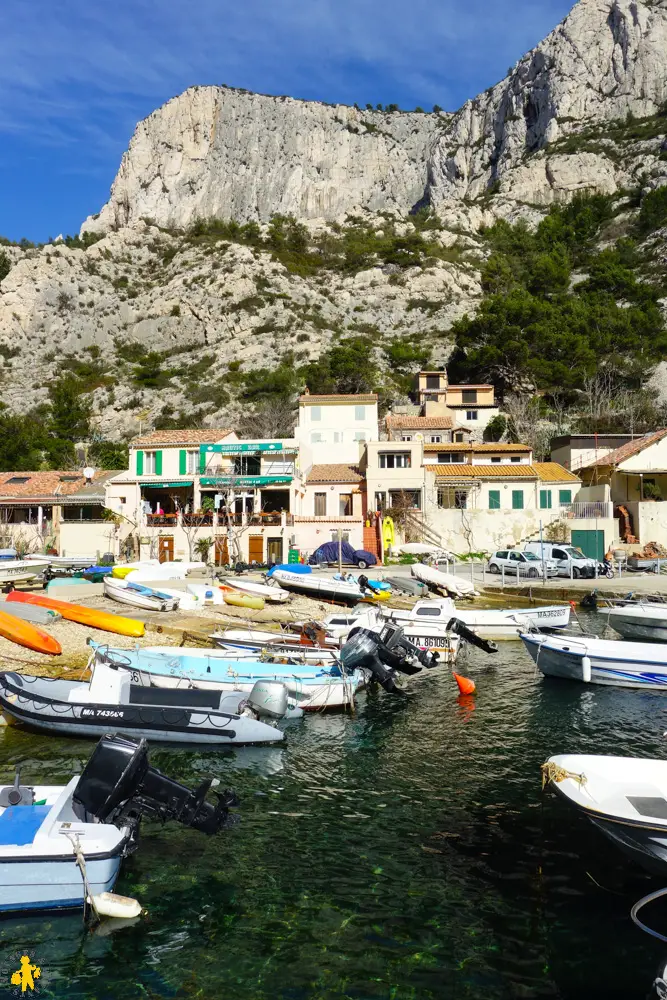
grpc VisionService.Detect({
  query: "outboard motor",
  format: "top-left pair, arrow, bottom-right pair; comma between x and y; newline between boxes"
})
74,734 -> 237,837
446,618 -> 498,655
243,680 -> 289,721
340,624 -> 439,695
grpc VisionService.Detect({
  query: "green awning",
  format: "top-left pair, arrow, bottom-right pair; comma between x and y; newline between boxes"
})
141,481 -> 194,489
201,442 -> 291,456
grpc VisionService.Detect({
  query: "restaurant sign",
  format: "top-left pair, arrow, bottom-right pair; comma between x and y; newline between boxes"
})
200,475 -> 292,487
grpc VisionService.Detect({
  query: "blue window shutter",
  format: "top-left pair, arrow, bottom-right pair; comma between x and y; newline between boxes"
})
512,490 -> 524,510
489,490 -> 500,510
559,489 -> 572,505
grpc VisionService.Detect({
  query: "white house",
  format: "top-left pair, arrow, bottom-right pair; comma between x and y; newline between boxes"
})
294,392 -> 379,464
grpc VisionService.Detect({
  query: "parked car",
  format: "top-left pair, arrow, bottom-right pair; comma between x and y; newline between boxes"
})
523,542 -> 597,579
309,541 -> 377,569
487,549 -> 558,578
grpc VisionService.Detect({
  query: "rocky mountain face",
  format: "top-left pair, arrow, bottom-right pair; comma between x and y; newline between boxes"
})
1,0 -> 667,441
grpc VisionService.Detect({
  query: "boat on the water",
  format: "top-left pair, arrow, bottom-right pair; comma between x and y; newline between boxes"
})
220,577 -> 290,603
6,591 -> 145,638
0,732 -> 237,913
604,602 -> 667,642
103,577 -> 181,612
91,643 -> 362,711
542,753 -> 667,874
521,631 -> 667,688
0,658 -> 284,743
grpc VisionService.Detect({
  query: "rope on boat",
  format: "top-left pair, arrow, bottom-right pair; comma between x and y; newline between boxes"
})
631,885 -> 667,944
540,762 -> 587,790
65,831 -> 100,926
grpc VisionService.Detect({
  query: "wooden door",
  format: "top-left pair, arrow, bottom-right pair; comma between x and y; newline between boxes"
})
248,535 -> 264,564
214,536 -> 229,565
266,538 -> 283,566
158,536 -> 174,563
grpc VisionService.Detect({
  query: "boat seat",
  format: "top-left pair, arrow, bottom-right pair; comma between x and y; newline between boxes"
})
627,796 -> 667,820
128,684 -> 221,710
0,805 -> 50,846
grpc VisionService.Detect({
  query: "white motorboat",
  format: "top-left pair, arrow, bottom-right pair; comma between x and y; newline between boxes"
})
521,632 -> 667,688
321,598 -> 571,642
220,577 -> 290,603
543,753 -> 667,874
269,569 -> 370,604
103,577 -> 180,612
410,563 -> 478,598
604,602 -> 667,642
0,733 -> 236,913
209,641 -> 338,665
0,559 -> 50,584
25,554 -> 96,570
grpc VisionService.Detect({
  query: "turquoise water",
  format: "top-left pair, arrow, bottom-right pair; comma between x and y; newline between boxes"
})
1,618 -> 667,999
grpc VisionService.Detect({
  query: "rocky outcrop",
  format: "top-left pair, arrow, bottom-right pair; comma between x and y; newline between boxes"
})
82,91 -> 445,232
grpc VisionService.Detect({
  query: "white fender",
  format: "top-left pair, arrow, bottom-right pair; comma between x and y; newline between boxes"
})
90,891 -> 142,919
581,655 -> 592,683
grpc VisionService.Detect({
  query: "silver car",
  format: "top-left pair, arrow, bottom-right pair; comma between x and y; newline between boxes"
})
488,549 -> 558,578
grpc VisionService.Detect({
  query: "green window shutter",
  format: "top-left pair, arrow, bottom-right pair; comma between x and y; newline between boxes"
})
489,490 -> 500,510
155,450 -> 163,476
512,490 -> 524,510
135,450 -> 144,476
559,489 -> 572,505
179,449 -> 187,475
539,489 -> 552,510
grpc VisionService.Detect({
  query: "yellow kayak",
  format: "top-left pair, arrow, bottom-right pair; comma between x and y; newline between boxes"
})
223,592 -> 265,611
360,590 -> 392,604
112,566 -> 137,579
6,592 -> 145,638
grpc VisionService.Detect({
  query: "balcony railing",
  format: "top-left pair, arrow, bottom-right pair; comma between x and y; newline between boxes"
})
561,502 -> 614,519
146,513 -> 179,526
144,511 -> 291,529
182,513 -> 214,527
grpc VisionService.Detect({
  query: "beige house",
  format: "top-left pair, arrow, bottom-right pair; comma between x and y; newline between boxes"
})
550,433 -> 641,472
404,370 -> 501,440
295,463 -> 365,553
294,392 -> 378,464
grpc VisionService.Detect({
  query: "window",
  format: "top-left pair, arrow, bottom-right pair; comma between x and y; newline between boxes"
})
496,551 -> 508,560
119,496 -> 126,505
454,433 -> 465,442
511,490 -> 524,510
511,456 -> 521,464
429,435 -> 442,443
437,487 -> 469,509
389,489 -> 421,510
539,489 -> 552,510
374,491 -> 386,510
354,431 -> 366,441
416,607 -> 444,617
491,456 -> 501,464
144,451 -> 156,474
425,394 -> 438,402
334,432 -> 342,443
311,406 -> 322,421
187,450 -> 199,474
466,410 -> 478,421
311,432 -> 323,444
489,490 -> 500,510
509,551 -> 522,562
559,490 -> 572,505
401,435 -> 412,442
314,493 -> 327,516
462,389 -> 478,405
378,452 -> 411,469
330,530 -> 350,542
426,375 -> 440,389
59,475 -> 79,482
437,453 -> 456,464
339,493 -> 352,516
552,549 -> 567,560
6,476 -> 30,484
355,405 -> 365,421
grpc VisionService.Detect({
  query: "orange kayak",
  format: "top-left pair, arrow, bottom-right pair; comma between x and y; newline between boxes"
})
6,592 -> 145,638
0,608 -> 61,655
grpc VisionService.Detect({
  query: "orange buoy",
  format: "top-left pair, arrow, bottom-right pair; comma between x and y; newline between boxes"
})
453,672 -> 476,695
6,591 -> 144,638
0,608 -> 61,655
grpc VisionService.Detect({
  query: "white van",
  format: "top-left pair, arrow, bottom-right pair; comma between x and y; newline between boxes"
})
523,542 -> 597,578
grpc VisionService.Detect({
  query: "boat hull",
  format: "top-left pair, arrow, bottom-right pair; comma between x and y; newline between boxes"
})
521,634 -> 667,688
606,607 -> 667,643
0,855 -> 122,912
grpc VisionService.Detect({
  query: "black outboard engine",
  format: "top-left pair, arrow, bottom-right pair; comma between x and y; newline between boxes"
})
446,618 -> 498,655
340,624 -> 439,694
74,734 -> 238,837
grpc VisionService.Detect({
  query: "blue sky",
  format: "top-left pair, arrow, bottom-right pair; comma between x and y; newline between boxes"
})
0,0 -> 573,243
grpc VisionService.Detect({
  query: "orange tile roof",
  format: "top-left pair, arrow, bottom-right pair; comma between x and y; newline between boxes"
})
386,415 -> 455,430
533,462 -> 581,483
131,429 -> 233,447
426,464 -> 538,479
0,470 -> 115,501
423,443 -> 531,453
586,429 -> 667,468
299,394 -> 378,404
306,464 -> 364,484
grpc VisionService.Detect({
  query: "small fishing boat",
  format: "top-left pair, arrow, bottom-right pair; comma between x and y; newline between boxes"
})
26,554 -> 96,571
0,609 -> 61,655
269,569 -> 371,604
0,559 -> 50,584
220,577 -> 290,603
542,754 -> 667,874
521,632 -> 667,688
383,598 -> 571,640
210,626 -> 339,661
604,602 -> 667,642
410,563 -> 478,598
0,733 -> 236,913
103,577 -> 180,612
6,591 -> 145,638
0,659 -> 285,743
90,643 -> 360,711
